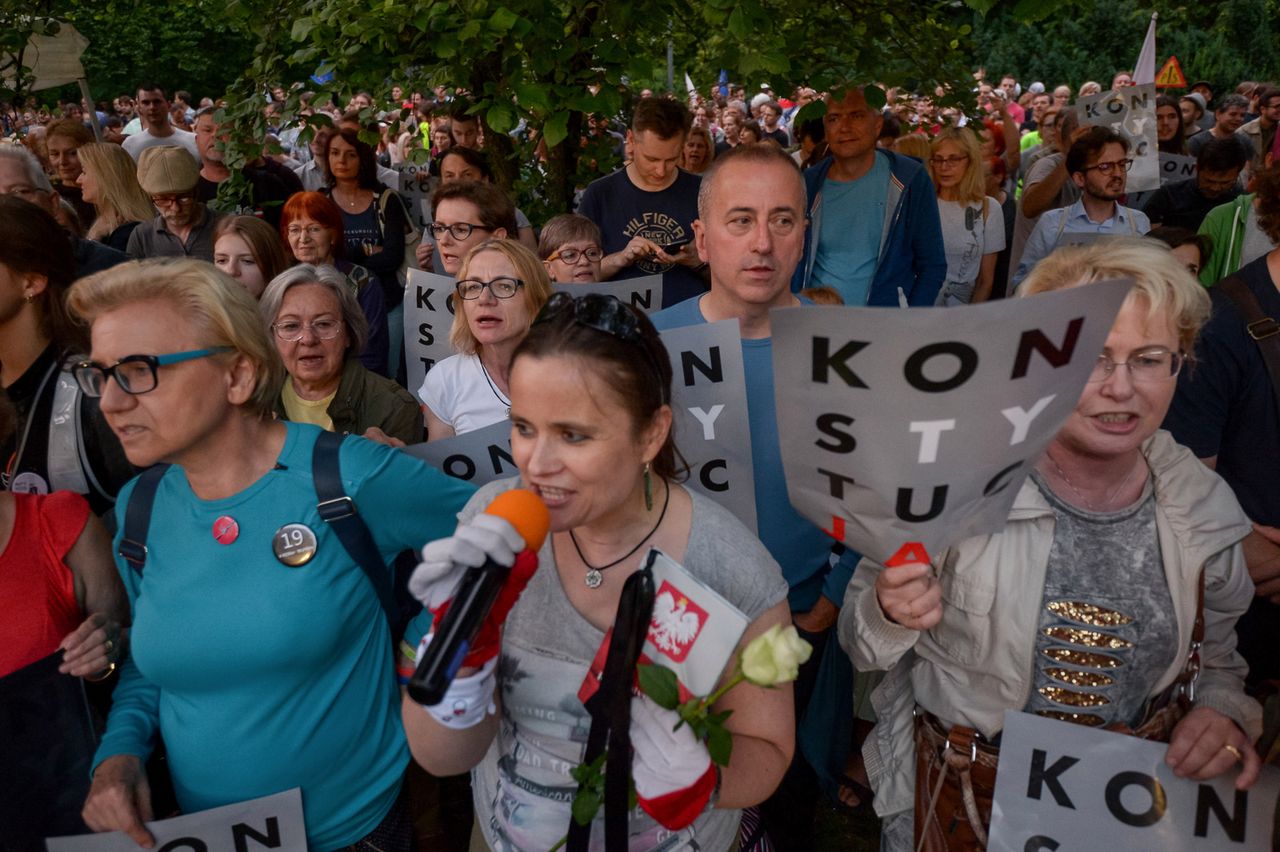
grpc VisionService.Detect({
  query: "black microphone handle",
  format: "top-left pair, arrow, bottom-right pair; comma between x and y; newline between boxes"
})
407,558 -> 510,706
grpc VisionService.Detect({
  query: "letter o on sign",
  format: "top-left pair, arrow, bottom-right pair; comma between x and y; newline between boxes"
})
1104,770 -> 1168,827
903,342 -> 978,393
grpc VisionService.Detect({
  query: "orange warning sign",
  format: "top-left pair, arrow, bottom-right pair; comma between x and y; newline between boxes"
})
1155,56 -> 1187,88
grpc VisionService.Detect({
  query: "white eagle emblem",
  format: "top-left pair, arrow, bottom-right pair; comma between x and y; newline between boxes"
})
649,587 -> 704,659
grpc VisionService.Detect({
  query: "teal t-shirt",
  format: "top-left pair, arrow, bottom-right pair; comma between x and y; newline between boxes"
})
811,155 -> 889,306
96,423 -> 475,851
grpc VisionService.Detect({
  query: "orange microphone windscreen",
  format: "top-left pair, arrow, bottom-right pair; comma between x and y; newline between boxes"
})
483,488 -> 551,552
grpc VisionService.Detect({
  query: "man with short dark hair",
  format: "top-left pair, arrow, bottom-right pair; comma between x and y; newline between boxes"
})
999,74 -> 1026,124
121,83 -> 200,163
1021,91 -> 1051,133
1189,94 -> 1254,160
449,111 -> 480,149
791,86 -> 945,306
1142,137 -> 1246,230
1238,84 -> 1280,175
1013,126 -> 1150,287
758,100 -> 790,146
577,97 -> 705,306
127,145 -> 221,260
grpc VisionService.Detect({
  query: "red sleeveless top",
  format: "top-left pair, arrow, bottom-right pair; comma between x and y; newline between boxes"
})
0,491 -> 89,677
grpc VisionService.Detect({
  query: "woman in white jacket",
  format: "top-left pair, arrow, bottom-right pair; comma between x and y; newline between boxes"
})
839,238 -> 1263,851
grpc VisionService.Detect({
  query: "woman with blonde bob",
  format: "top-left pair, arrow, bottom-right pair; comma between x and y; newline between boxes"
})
928,127 -> 1005,305
70,259 -> 473,850
841,238 -> 1262,851
76,143 -> 156,251
419,238 -> 553,440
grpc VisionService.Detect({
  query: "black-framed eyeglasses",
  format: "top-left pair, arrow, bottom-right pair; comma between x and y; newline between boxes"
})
429,222 -> 490,240
534,292 -> 668,401
455,277 -> 525,300
271,319 -> 344,341
72,347 -> 234,397
1084,158 -> 1134,175
1088,348 -> 1184,384
547,246 -> 604,265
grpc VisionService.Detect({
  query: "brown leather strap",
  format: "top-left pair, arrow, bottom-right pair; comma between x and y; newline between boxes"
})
1217,274 -> 1280,423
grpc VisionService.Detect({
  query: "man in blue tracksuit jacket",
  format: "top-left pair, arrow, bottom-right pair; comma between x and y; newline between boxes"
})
789,88 -> 946,306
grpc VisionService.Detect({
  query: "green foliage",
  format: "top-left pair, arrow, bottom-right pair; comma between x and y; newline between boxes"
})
970,0 -> 1279,96
637,662 -> 680,710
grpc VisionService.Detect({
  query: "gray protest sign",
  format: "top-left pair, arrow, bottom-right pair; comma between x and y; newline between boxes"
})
1160,152 -> 1197,184
1076,84 -> 1159,192
989,710 -> 1280,851
552,274 -> 665,314
403,269 -> 459,396
402,419 -> 515,486
659,320 -> 757,532
771,279 -> 1131,566
47,788 -> 306,851
395,161 -> 436,231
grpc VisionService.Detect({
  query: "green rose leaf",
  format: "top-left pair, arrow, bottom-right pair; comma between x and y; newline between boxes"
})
637,663 -> 680,710
572,788 -> 601,826
707,722 -> 734,767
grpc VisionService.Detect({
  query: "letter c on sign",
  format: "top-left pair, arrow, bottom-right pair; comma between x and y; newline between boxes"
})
1024,838 -> 1060,852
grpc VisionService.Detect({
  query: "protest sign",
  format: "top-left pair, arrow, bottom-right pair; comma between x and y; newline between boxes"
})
770,279 -> 1131,566
552,274 -> 665,314
1161,152 -> 1197,184
46,788 -> 306,851
1076,83 -> 1159,192
989,711 -> 1280,851
402,419 -> 514,486
659,320 -> 757,533
394,161 -> 435,231
403,269 -> 459,395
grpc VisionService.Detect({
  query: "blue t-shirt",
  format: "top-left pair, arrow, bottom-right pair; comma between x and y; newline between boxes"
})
811,155 -> 889,306
96,423 -> 475,851
651,295 -> 855,612
577,167 -> 706,307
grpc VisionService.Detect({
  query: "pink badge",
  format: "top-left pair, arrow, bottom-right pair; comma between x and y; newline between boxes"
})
212,516 -> 239,545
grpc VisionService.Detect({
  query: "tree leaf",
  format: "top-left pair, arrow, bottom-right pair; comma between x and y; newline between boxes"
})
489,6 -> 519,31
637,663 -> 680,710
290,18 -> 315,41
707,723 -> 734,767
542,111 -> 570,148
486,101 -> 518,134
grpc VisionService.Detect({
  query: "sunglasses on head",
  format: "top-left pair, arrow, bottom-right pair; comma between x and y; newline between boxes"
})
534,292 -> 667,402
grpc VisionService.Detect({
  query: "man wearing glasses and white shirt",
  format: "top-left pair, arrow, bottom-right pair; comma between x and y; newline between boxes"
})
1012,126 -> 1150,289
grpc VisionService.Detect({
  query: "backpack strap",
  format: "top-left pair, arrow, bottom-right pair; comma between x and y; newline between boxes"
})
1217,273 -> 1280,423
311,430 -> 398,625
118,464 -> 171,573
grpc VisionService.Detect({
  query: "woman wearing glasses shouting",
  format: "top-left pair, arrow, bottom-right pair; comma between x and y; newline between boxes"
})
69,259 -> 474,850
841,239 -> 1262,852
261,264 -> 421,445
419,239 -> 553,441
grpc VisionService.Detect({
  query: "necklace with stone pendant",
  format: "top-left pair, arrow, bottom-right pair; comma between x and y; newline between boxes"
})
571,480 -> 670,588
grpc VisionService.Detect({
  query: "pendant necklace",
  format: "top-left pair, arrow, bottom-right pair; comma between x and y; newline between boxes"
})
571,480 -> 670,588
1045,450 -> 1140,513
479,359 -> 511,416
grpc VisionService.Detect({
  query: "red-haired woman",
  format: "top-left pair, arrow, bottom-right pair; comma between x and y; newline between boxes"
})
280,191 -> 389,377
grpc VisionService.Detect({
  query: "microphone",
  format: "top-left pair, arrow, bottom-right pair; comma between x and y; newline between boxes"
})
408,488 -> 550,706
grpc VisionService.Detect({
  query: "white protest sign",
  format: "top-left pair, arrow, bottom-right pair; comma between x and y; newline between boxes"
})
394,161 -> 435,231
659,320 -> 757,533
1161,152 -> 1197,184
1076,83 -> 1159,192
402,419 -> 514,486
989,711 -> 1280,851
403,269 -> 459,395
552,274 -> 665,314
770,280 -> 1132,566
46,788 -> 305,851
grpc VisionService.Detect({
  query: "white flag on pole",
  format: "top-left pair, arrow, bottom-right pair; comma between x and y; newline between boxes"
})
1133,12 -> 1158,85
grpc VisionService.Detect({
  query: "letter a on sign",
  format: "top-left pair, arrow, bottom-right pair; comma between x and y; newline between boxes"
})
1155,56 -> 1186,88
886,542 -> 930,567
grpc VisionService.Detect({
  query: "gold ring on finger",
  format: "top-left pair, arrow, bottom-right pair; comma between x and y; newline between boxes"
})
1223,744 -> 1244,762
104,638 -> 114,655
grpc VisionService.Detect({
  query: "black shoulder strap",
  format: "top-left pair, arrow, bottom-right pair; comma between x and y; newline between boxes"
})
1217,274 -> 1280,422
311,430 -> 398,625
118,463 -> 171,573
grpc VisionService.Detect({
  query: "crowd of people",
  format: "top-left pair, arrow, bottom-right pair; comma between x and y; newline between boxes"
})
2,64 -> 1279,852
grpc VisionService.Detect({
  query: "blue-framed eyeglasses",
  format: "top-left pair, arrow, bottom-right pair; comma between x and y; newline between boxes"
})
72,347 -> 234,397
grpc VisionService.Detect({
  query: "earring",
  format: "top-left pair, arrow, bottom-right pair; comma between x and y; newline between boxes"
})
23,293 -> 34,302
643,462 -> 653,512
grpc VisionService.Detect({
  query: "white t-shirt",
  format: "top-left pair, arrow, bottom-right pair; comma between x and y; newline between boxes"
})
937,196 -> 1006,305
122,126 -> 201,164
417,353 -> 509,436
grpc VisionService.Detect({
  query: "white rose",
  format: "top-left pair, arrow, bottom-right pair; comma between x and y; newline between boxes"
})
740,624 -> 813,687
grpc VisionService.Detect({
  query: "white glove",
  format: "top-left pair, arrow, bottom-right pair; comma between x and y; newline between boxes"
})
408,513 -> 524,610
630,693 -> 713,800
414,634 -> 498,728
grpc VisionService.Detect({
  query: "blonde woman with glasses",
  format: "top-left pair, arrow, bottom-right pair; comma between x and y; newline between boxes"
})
928,127 -> 1005,305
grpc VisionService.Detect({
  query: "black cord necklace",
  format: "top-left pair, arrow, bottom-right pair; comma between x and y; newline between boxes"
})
479,358 -> 511,413
571,480 -> 671,589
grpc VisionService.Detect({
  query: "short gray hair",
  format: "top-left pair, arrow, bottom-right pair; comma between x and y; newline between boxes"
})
0,144 -> 54,193
259,264 -> 369,357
